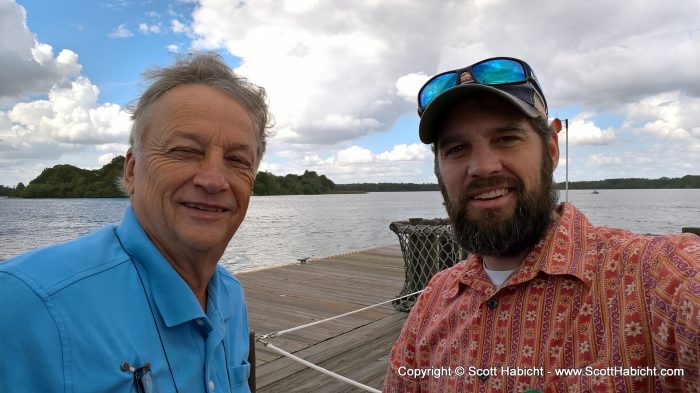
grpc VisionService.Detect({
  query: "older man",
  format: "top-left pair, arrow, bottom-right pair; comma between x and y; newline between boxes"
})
384,57 -> 700,392
0,52 -> 270,393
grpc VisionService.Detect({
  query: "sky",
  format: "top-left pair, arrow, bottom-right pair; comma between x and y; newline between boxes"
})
1,0 -> 699,187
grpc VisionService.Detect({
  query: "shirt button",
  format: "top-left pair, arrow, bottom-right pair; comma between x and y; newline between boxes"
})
479,374 -> 489,382
196,319 -> 204,326
486,299 -> 498,309
208,380 -> 215,391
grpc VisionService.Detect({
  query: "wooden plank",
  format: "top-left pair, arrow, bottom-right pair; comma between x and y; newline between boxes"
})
257,312 -> 407,392
237,244 -> 409,391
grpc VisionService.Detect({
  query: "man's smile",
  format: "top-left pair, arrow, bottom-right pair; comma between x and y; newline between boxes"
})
182,201 -> 229,213
470,187 -> 513,200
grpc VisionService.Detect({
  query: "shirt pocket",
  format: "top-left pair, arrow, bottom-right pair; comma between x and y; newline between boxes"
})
228,361 -> 251,391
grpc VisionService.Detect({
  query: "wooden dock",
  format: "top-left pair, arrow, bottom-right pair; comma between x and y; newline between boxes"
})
237,244 -> 408,392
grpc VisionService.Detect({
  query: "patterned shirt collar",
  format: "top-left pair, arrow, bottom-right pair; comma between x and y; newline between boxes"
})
443,203 -> 599,299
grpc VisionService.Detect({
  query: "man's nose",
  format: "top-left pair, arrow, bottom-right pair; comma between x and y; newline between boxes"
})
467,145 -> 502,177
193,154 -> 230,193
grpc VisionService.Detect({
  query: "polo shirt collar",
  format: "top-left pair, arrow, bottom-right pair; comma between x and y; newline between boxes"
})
115,207 -> 207,327
207,267 -> 234,321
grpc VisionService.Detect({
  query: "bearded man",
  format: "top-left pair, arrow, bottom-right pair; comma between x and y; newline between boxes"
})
384,57 -> 700,392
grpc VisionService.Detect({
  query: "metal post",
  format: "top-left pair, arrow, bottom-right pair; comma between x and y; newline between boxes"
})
248,330 -> 256,393
565,119 -> 569,203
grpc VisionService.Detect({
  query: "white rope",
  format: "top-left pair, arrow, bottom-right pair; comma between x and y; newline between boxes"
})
258,339 -> 381,393
261,289 -> 424,339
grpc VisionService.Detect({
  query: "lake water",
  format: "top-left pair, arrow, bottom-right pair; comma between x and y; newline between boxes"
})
1,189 -> 698,272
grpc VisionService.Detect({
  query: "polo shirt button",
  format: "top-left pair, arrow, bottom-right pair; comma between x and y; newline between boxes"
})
196,319 -> 204,326
486,299 -> 498,309
208,380 -> 215,391
479,374 -> 489,382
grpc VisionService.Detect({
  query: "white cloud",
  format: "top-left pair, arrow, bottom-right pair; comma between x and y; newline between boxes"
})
96,143 -> 130,152
6,77 -> 131,144
0,1 -> 133,186
396,73 -> 429,103
187,0 -> 700,151
378,144 -> 429,161
563,143 -> 700,181
139,23 -> 162,34
182,0 -> 700,183
561,113 -> 617,145
0,1 -> 81,99
4,0 -> 700,185
171,19 -> 190,34
190,0 -> 440,147
0,77 -> 132,185
623,92 -> 700,140
334,146 -> 374,165
586,154 -> 625,166
108,24 -> 133,38
98,152 -> 117,165
167,44 -> 179,52
260,143 -> 433,183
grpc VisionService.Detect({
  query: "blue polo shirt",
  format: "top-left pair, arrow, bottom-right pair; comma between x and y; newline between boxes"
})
0,207 -> 251,393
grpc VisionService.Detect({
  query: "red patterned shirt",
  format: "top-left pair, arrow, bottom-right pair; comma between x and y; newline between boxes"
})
384,203 -> 700,392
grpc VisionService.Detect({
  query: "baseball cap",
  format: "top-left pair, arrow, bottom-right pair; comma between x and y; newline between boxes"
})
417,57 -> 548,144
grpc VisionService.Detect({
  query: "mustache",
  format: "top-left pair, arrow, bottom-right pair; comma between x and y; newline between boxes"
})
459,175 -> 522,200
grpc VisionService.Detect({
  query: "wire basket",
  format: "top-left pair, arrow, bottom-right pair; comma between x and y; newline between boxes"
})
389,218 -> 467,312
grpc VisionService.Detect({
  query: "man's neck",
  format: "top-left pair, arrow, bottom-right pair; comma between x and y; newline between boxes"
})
167,257 -> 213,312
483,251 -> 528,271
150,240 -> 220,312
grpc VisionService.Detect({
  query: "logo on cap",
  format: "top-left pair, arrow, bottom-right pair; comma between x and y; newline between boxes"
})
460,71 -> 474,84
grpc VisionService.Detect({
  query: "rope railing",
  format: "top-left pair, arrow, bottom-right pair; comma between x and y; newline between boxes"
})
259,289 -> 424,340
255,289 -> 425,392
256,339 -> 381,393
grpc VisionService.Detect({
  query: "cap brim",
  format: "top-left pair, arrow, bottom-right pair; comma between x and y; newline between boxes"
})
418,84 -> 542,144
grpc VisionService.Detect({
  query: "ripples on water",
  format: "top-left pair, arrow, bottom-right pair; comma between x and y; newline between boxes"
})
1,190 -> 698,272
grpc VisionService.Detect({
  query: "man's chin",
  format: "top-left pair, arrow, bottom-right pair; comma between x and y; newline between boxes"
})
464,203 -> 515,222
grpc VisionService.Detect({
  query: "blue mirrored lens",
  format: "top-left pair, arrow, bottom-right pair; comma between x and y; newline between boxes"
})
419,73 -> 458,109
471,59 -> 525,84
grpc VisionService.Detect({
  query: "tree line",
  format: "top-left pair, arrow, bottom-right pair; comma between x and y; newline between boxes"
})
253,170 -> 335,195
0,156 -> 337,198
334,183 -> 439,192
0,156 -> 698,198
2,156 -> 126,198
555,175 -> 700,189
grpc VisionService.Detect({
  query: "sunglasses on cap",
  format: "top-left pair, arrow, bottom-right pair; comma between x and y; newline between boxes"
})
417,57 -> 547,116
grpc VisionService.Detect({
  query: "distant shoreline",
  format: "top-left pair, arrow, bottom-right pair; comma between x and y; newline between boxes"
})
3,187 -> 700,200
1,157 -> 698,198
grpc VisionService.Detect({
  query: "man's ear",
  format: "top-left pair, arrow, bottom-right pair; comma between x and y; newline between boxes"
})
123,148 -> 136,195
548,119 -> 561,170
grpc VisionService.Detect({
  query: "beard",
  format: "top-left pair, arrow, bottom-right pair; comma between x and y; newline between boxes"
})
440,153 -> 559,258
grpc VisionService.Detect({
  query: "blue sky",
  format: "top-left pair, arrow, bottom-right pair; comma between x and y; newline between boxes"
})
1,0 -> 699,187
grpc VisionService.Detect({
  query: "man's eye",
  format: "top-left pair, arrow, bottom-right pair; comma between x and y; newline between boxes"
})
498,135 -> 521,144
226,156 -> 253,169
168,147 -> 202,159
444,145 -> 465,156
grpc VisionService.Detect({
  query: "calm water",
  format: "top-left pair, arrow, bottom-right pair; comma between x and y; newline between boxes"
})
1,189 -> 698,272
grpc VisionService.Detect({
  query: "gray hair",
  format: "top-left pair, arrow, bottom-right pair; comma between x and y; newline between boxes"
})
127,51 -> 272,169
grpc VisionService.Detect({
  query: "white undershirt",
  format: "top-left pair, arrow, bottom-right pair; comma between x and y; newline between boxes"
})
483,261 -> 515,288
